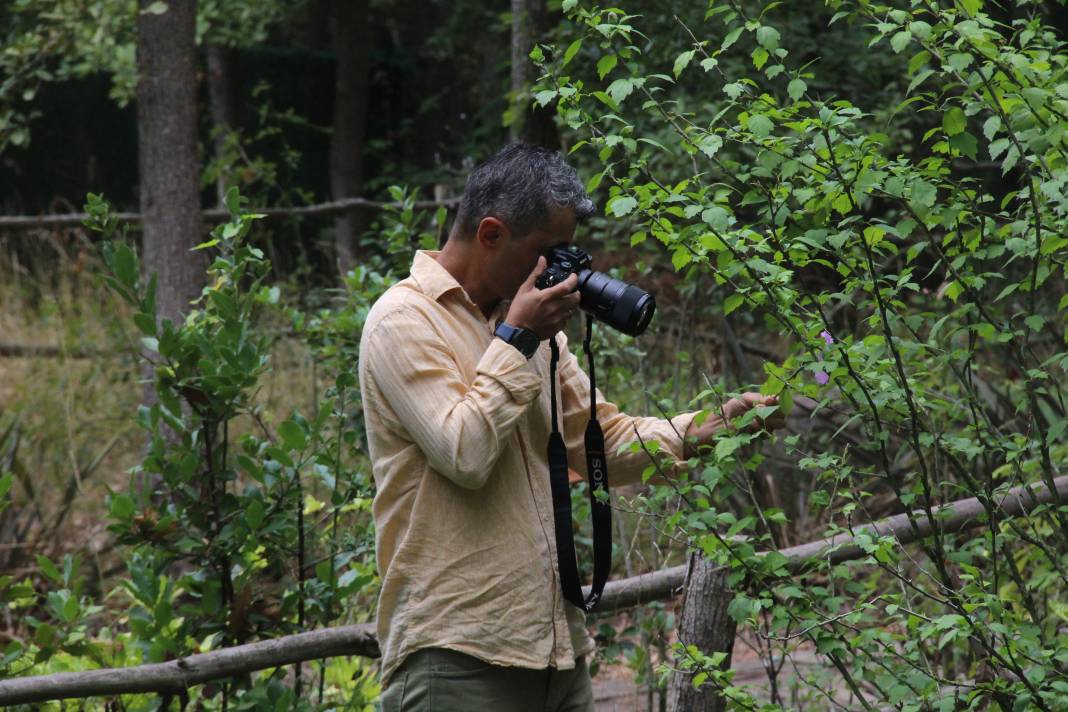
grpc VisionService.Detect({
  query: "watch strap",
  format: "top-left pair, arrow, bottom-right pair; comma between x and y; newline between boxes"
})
494,322 -> 538,359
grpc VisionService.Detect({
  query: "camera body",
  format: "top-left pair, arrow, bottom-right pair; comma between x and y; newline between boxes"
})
535,244 -> 656,337
536,244 -> 593,289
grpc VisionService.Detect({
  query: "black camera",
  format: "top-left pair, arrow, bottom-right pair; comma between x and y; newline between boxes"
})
535,244 -> 656,337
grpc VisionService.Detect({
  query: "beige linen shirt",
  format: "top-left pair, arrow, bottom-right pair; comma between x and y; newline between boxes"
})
359,251 -> 694,684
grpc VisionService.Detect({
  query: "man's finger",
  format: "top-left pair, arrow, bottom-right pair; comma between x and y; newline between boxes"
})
522,257 -> 548,290
543,272 -> 580,296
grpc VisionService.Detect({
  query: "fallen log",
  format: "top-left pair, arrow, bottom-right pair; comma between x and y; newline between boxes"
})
0,625 -> 378,705
1,474 -> 1064,705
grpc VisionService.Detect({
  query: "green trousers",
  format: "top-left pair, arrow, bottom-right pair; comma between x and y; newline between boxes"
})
380,648 -> 595,712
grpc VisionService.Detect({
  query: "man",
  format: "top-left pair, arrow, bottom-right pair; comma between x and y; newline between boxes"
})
358,144 -> 781,711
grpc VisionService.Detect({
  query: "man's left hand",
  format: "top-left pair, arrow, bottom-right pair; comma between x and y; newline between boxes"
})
683,393 -> 786,458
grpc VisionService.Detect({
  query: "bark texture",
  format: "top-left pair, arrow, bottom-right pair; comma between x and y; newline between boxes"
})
329,0 -> 371,276
137,0 -> 205,325
510,0 -> 559,147
667,555 -> 736,712
206,44 -> 241,207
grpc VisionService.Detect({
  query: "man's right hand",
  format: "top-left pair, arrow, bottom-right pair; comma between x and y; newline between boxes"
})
506,257 -> 581,339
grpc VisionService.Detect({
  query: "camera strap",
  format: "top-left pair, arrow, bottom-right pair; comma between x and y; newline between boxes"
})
546,315 -> 611,614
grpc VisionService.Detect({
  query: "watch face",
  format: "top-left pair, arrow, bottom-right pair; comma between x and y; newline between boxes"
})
516,329 -> 540,357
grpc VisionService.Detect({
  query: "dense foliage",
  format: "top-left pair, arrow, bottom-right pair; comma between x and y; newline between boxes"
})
533,0 -> 1068,708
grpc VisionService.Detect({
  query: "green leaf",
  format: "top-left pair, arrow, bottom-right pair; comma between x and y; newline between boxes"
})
890,31 -> 912,53
36,555 -> 62,584
113,244 -> 137,289
278,420 -> 307,451
699,233 -> 726,251
989,137 -> 1010,160
585,171 -> 604,193
141,1 -> 168,14
947,52 -> 973,71
671,247 -> 692,271
907,50 -> 931,75
721,26 -> 743,51
592,91 -> 619,112
34,623 -> 56,648
562,0 -> 578,11
1002,145 -> 1020,174
697,134 -> 722,158
943,107 -> 966,136
949,131 -> 978,159
748,114 -> 773,139
715,435 -> 743,460
561,39 -> 583,68
787,78 -> 806,101
673,50 -> 696,79
943,281 -> 963,302
1024,315 -> 1044,332
223,186 -> 243,216
534,90 -> 557,107
109,494 -> 135,521
983,115 -> 1001,140
723,293 -> 744,315
756,26 -> 780,50
245,499 -> 265,530
911,180 -> 937,208
596,54 -> 617,80
751,47 -> 769,70
606,78 -> 634,105
702,207 -> 730,231
608,196 -> 638,217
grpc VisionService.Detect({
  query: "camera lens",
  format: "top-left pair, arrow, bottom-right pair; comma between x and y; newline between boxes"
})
577,270 -> 656,337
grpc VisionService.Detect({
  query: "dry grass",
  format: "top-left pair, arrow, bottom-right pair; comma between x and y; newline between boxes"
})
0,231 -> 322,588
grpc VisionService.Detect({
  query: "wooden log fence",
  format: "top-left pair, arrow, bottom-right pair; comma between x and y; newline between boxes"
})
0,196 -> 461,232
0,474 -> 1065,706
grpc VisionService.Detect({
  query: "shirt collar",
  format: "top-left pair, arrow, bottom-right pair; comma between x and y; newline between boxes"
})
410,250 -> 509,324
410,250 -> 464,302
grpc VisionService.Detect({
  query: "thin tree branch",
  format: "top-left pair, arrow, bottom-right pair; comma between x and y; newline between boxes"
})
0,195 -> 462,231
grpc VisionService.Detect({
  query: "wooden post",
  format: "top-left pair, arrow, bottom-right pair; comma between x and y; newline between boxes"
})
667,554 -> 737,712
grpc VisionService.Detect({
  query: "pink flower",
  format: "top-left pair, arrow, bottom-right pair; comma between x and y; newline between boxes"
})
815,370 -> 830,385
820,330 -> 834,345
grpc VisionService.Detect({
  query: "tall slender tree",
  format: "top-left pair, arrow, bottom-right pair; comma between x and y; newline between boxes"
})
206,44 -> 240,208
329,0 -> 371,276
510,0 -> 558,147
136,0 -> 205,325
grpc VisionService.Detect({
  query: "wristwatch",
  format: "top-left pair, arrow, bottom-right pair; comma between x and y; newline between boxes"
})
494,322 -> 540,359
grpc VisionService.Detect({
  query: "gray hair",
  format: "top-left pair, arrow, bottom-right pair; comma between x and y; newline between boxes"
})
453,143 -> 596,238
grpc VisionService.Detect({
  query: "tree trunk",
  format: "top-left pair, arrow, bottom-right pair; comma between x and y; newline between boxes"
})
137,0 -> 205,325
329,0 -> 371,277
510,0 -> 558,148
667,554 -> 737,712
206,44 -> 241,207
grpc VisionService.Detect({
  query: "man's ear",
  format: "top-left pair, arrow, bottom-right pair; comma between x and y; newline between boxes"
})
475,216 -> 509,248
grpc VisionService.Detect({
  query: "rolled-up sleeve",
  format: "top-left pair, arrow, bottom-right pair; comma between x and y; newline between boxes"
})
555,333 -> 695,487
363,307 -> 542,489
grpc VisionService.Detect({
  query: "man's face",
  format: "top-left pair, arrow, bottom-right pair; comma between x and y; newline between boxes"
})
495,207 -> 577,300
